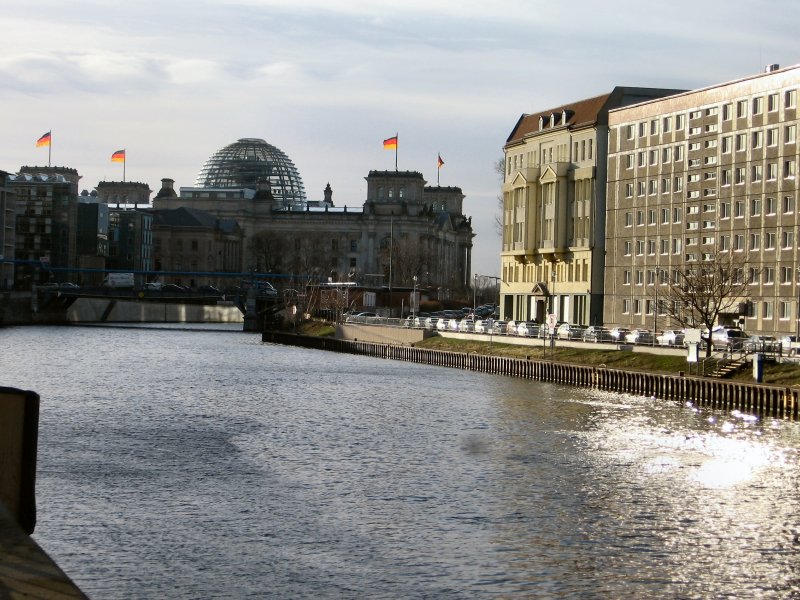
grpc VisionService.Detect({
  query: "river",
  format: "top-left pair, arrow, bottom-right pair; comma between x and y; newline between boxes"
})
2,324 -> 800,599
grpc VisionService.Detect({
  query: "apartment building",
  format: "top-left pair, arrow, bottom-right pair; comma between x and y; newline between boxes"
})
500,87 -> 681,325
604,64 -> 800,335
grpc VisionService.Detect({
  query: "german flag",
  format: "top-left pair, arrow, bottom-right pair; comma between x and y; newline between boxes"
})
383,135 -> 398,150
111,149 -> 126,162
36,131 -> 51,147
437,154 -> 444,169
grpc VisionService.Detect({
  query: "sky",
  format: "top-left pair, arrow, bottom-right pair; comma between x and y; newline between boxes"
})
2,0 -> 799,277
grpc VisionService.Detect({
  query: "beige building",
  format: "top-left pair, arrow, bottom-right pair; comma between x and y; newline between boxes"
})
604,64 -> 800,335
500,87 -> 681,325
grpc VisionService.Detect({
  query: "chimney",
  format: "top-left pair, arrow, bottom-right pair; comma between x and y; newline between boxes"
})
765,64 -> 780,73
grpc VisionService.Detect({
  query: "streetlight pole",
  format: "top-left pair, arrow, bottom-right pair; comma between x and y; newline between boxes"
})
653,267 -> 664,346
412,275 -> 418,322
473,273 -> 477,317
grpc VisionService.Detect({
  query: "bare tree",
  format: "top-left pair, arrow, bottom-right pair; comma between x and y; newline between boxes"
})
494,157 -> 505,236
248,230 -> 285,273
652,253 -> 751,357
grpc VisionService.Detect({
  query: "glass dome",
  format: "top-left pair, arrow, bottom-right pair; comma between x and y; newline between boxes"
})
195,138 -> 306,209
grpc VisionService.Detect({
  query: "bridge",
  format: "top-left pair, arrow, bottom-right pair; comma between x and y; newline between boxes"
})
32,285 -> 286,330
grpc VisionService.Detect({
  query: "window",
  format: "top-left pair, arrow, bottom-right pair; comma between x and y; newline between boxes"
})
638,152 -> 646,167
688,173 -> 700,183
672,238 -> 682,254
782,229 -> 794,248
752,130 -> 763,149
782,266 -> 794,284
736,100 -> 747,118
663,116 -> 671,132
687,221 -> 699,230
649,150 -> 658,166
648,239 -> 656,255
705,139 -> 718,149
763,301 -> 773,319
785,160 -> 797,179
660,238 -> 669,254
350,240 -> 358,251
623,270 -> 631,285
624,212 -> 633,227
648,209 -> 656,225
689,142 -> 701,152
649,180 -> 658,195
720,202 -> 730,218
689,127 -> 702,135
751,198 -> 762,216
783,195 -> 795,214
750,233 -> 760,250
766,232 -> 776,249
674,176 -> 683,192
661,177 -> 671,193
622,298 -> 630,314
706,124 -> 719,133
626,154 -> 634,169
639,122 -> 646,137
662,147 -> 672,163
753,97 -> 763,115
766,197 -> 776,214
625,183 -> 634,198
786,89 -> 797,109
722,103 -> 732,120
637,181 -> 646,197
749,267 -> 760,284
734,234 -> 744,251
768,163 -> 778,180
752,165 -> 762,182
767,128 -> 778,146
673,207 -> 682,223
735,167 -> 746,184
635,240 -> 644,255
780,301 -> 791,320
786,125 -> 797,144
735,133 -> 747,151
735,200 -> 745,217
636,270 -> 644,285
623,241 -> 632,256
634,299 -> 642,314
626,124 -> 635,140
764,267 -> 774,284
661,208 -> 669,224
636,210 -> 644,225
719,235 -> 729,251
676,114 -> 685,130
689,110 -> 702,119
650,119 -> 658,135
674,145 -> 684,161
702,220 -> 715,229
721,169 -> 731,186
768,93 -> 779,112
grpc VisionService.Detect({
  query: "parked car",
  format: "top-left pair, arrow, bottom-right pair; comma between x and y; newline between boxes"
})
491,320 -> 507,335
516,322 -> 540,337
162,283 -> 187,292
710,327 -> 746,350
656,329 -> 686,346
198,285 -> 222,296
145,281 -> 163,290
582,326 -> 613,342
459,319 -> 475,333
610,327 -> 632,342
556,323 -> 584,340
505,320 -> 517,335
744,335 -> 780,353
624,329 -> 653,344
780,335 -> 800,355
437,318 -> 450,331
473,319 -> 487,334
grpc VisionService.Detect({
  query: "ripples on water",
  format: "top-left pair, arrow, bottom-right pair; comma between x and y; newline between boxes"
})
2,325 -> 800,599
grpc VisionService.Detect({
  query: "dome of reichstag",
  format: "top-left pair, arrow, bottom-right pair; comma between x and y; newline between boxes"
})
195,138 -> 306,208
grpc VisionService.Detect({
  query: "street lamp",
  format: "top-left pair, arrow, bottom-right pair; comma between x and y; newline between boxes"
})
653,267 -> 665,346
473,273 -> 478,317
412,275 -> 418,321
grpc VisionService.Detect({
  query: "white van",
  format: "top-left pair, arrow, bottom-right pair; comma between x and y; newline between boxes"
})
103,273 -> 134,288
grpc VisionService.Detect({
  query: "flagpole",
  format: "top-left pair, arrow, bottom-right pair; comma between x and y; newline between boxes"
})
48,131 -> 51,167
437,152 -> 440,186
123,153 -> 126,182
395,132 -> 398,172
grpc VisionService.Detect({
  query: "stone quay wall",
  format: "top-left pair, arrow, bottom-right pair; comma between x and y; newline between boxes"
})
262,331 -> 799,421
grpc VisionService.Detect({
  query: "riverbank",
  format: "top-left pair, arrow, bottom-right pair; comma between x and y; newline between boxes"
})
296,321 -> 800,388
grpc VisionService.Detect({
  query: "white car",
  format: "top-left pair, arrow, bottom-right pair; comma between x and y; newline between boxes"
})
459,319 -> 475,332
474,319 -> 486,334
624,329 -> 653,344
656,329 -> 685,346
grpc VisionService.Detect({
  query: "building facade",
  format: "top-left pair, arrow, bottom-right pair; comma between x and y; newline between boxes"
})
500,87 -> 682,325
0,170 -> 15,289
604,65 -> 800,335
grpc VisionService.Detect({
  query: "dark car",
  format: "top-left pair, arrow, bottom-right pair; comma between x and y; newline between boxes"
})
162,284 -> 187,292
198,285 -> 222,296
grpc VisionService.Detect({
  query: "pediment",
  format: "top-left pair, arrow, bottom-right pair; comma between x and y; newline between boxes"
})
530,281 -> 551,295
539,166 -> 558,184
508,171 -> 529,186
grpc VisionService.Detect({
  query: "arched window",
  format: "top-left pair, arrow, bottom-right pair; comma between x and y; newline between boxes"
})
378,186 -> 385,198
388,188 -> 394,198
399,186 -> 405,198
